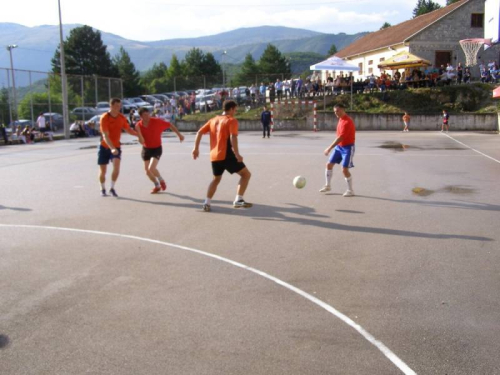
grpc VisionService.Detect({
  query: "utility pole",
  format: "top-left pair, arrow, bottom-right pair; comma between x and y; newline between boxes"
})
6,44 -> 18,121
58,0 -> 70,139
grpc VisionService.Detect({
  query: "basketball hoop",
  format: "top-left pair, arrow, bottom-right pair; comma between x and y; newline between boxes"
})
459,38 -> 492,66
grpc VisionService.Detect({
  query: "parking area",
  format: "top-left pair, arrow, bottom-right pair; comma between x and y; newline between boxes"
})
0,130 -> 499,374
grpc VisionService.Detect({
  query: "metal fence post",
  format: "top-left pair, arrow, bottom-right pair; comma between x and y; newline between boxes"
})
48,75 -> 52,117
108,78 -> 111,101
81,75 -> 85,118
6,69 -> 12,124
94,75 -> 98,105
29,71 -> 34,125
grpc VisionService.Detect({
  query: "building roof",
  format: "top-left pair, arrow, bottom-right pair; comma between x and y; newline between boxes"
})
336,0 -> 470,59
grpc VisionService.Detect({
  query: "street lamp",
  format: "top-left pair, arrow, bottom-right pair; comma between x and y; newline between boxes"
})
58,0 -> 70,139
6,44 -> 18,121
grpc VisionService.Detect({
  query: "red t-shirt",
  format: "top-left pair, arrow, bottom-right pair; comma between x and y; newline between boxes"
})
137,118 -> 171,149
337,115 -> 355,146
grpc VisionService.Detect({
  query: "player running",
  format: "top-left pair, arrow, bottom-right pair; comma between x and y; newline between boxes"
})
98,98 -> 139,197
319,104 -> 355,197
192,100 -> 252,212
135,107 -> 184,194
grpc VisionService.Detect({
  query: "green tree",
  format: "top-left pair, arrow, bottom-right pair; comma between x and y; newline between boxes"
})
52,25 -> 118,78
446,0 -> 460,4
113,46 -> 143,97
413,0 -> 442,18
202,52 -> 222,86
184,48 -> 205,77
258,44 -> 291,79
232,53 -> 260,86
380,22 -> 392,30
140,62 -> 169,94
0,88 -> 10,125
167,55 -> 188,91
328,44 -> 338,56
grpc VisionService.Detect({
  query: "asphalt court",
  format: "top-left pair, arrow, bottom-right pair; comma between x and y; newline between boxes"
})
1,130 -> 499,374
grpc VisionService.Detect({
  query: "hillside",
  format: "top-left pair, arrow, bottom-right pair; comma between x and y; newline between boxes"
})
0,23 -> 366,86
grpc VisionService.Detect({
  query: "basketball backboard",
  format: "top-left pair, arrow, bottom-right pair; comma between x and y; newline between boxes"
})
485,0 -> 500,45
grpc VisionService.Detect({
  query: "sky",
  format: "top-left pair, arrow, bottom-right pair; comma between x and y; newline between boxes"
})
1,0 -> 451,41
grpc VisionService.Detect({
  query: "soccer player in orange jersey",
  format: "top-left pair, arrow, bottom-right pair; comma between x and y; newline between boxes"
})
192,100 -> 252,212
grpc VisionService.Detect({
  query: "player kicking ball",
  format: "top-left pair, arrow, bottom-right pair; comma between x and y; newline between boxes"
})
319,104 -> 355,197
192,100 -> 252,212
135,107 -> 184,193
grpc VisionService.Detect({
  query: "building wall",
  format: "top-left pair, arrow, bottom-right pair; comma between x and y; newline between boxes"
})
321,44 -> 409,81
409,0 -> 500,76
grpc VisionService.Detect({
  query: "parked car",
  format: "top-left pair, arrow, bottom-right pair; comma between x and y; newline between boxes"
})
121,99 -> 138,114
84,114 -> 102,126
72,106 -> 97,120
126,97 -> 154,111
195,94 -> 215,112
140,95 -> 161,106
95,102 -> 111,114
43,112 -> 64,131
150,94 -> 169,104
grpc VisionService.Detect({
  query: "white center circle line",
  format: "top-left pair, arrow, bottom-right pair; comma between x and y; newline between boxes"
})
0,224 -> 416,375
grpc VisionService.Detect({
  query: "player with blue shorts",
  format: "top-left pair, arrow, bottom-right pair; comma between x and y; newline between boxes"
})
319,104 -> 356,197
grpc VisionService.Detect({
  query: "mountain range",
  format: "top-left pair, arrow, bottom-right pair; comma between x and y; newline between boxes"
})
0,23 -> 366,86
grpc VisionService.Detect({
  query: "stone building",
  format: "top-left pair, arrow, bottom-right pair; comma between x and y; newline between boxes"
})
332,0 -> 499,79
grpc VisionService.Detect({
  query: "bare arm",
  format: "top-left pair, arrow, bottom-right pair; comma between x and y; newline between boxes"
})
230,134 -> 243,162
135,125 -> 145,145
169,124 -> 184,142
102,131 -> 118,154
192,131 -> 203,160
126,127 -> 138,137
324,136 -> 343,156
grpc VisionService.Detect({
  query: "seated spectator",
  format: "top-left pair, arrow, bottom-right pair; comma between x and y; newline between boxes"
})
87,120 -> 98,136
70,121 -> 86,137
21,126 -> 35,144
12,126 -> 27,144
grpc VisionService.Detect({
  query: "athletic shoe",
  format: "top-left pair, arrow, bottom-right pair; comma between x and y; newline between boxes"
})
343,190 -> 355,197
101,189 -> 107,197
109,188 -> 118,197
151,186 -> 161,194
233,200 -> 253,208
202,204 -> 211,212
319,185 -> 331,193
160,180 -> 167,191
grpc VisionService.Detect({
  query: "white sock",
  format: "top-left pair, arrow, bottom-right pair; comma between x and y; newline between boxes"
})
204,198 -> 211,205
111,181 -> 116,189
325,169 -> 333,186
235,195 -> 243,202
345,177 -> 353,191
100,183 -> 105,190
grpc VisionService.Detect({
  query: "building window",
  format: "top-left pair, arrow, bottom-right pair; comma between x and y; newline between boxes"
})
368,60 -> 373,65
380,57 -> 385,62
471,13 -> 484,28
368,68 -> 373,74
358,63 -> 363,75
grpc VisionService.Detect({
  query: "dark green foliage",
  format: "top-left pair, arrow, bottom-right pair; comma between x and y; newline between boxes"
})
413,0 -> 442,18
113,47 -> 143,96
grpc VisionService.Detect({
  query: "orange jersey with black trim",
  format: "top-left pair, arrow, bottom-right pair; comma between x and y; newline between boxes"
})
199,115 -> 238,161
100,112 -> 130,149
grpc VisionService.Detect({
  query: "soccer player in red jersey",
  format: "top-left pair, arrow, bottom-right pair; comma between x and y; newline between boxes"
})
320,104 -> 356,197
135,107 -> 184,194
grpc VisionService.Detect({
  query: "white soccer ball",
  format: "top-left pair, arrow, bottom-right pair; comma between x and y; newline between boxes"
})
293,176 -> 306,189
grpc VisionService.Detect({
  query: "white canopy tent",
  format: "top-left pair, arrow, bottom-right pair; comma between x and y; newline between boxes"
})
310,55 -> 360,110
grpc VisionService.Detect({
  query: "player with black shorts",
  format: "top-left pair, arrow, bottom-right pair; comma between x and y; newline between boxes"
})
192,100 -> 252,212
135,107 -> 184,194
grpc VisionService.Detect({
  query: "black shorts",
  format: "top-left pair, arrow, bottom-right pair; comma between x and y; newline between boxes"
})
97,145 -> 121,165
141,146 -> 163,161
212,155 -> 246,176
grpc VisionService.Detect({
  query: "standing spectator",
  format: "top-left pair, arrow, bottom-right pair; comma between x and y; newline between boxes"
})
296,77 -> 303,98
190,92 -> 196,113
259,82 -> 267,104
169,96 -> 177,111
129,110 -> 136,129
291,79 -> 296,98
250,84 -> 257,105
441,110 -> 450,132
260,105 -> 271,139
402,112 -> 410,132
0,124 -> 8,144
275,79 -> 283,101
269,83 -> 276,103
456,63 -> 463,84
36,112 -> 52,141
283,79 -> 291,99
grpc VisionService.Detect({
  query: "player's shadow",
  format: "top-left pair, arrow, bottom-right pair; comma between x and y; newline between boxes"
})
0,205 -> 32,212
0,334 -> 10,349
356,195 -> 500,212
164,193 -> 492,242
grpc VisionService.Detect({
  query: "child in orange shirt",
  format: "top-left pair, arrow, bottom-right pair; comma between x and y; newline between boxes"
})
402,112 -> 410,132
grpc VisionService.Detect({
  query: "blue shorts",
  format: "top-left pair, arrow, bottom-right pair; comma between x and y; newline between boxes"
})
329,144 -> 355,168
97,145 -> 122,165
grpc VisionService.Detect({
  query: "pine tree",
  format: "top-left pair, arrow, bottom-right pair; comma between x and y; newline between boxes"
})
52,25 -> 118,78
380,22 -> 392,30
328,44 -> 338,56
258,44 -> 291,77
113,47 -> 143,97
233,54 -> 260,86
0,88 -> 10,125
413,0 -> 442,18
140,62 -> 169,93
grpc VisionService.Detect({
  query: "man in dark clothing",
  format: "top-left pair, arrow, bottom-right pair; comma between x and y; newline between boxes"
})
261,106 -> 272,138
1,124 -> 8,144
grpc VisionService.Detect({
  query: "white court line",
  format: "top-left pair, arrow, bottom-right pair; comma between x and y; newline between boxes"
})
0,224 -> 416,375
442,133 -> 500,165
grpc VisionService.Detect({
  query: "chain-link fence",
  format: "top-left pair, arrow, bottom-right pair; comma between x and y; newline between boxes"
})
0,67 -> 123,130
